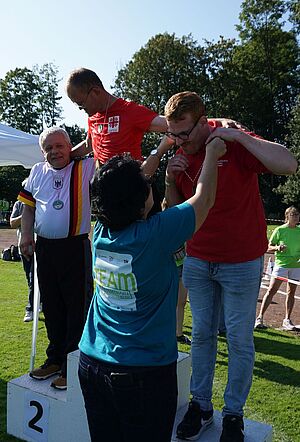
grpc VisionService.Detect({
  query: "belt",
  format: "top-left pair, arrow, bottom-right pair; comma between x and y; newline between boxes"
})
37,233 -> 88,244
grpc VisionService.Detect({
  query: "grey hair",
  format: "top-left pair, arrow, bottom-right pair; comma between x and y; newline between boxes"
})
39,127 -> 71,150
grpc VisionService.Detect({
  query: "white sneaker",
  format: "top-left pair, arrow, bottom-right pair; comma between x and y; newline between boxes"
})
254,317 -> 266,329
282,318 -> 296,331
23,311 -> 33,322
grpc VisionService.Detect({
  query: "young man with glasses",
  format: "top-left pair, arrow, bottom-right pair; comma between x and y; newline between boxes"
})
164,91 -> 297,442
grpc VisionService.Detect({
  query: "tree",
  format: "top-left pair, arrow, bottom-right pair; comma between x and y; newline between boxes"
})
229,0 -> 299,216
0,166 -> 29,203
202,37 -> 240,119
61,123 -> 86,146
34,63 -> 63,128
235,0 -> 299,142
114,33 -> 208,116
275,96 -> 300,204
288,0 -> 300,33
0,68 -> 41,134
0,63 -> 63,134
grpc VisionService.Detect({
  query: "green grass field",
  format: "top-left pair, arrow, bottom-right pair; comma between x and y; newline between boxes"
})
0,259 -> 299,442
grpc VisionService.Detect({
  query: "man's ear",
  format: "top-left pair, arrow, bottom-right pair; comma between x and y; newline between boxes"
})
199,115 -> 207,124
93,86 -> 103,98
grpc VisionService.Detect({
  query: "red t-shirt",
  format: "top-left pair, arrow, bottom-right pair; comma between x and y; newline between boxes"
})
88,98 -> 157,163
175,125 -> 269,263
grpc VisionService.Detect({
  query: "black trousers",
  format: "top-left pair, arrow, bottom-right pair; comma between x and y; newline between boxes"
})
79,352 -> 178,442
36,234 -> 93,376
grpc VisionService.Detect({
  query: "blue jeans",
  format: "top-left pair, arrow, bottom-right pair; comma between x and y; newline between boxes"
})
183,256 -> 263,416
79,352 -> 178,442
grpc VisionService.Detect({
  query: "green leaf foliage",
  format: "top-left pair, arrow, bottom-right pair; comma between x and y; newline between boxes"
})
114,33 -> 208,115
0,63 -> 63,135
0,166 -> 29,203
113,2 -> 299,214
275,96 -> 300,205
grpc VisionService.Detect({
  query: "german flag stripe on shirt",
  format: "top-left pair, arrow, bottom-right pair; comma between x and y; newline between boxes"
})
68,160 -> 84,237
18,189 -> 35,207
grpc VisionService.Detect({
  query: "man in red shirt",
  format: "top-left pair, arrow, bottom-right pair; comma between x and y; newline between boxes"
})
66,68 -> 166,164
164,91 -> 297,442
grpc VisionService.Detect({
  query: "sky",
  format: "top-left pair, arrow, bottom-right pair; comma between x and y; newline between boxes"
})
1,0 -> 244,130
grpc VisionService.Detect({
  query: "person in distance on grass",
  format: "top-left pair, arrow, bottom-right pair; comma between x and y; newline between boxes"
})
18,127 -> 94,391
255,206 -> 300,331
163,91 -> 297,442
10,196 -> 35,323
78,135 -> 226,442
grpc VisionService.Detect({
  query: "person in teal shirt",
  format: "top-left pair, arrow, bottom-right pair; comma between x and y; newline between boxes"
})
255,206 -> 300,330
78,135 -> 226,442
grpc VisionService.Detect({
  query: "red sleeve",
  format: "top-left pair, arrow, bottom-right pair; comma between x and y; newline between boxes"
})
233,132 -> 270,174
129,102 -> 158,132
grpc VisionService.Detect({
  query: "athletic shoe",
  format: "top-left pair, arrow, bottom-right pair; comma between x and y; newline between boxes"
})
177,334 -> 192,345
29,361 -> 61,380
176,401 -> 213,440
282,318 -> 296,331
51,375 -> 67,390
220,414 -> 244,442
23,310 -> 33,322
254,316 -> 266,329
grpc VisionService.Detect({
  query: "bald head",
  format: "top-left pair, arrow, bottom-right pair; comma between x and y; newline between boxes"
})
66,68 -> 104,94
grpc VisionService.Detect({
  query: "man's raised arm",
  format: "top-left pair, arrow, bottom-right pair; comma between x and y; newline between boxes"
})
206,128 -> 297,175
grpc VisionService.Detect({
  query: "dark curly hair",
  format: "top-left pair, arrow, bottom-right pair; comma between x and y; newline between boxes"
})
91,154 -> 151,231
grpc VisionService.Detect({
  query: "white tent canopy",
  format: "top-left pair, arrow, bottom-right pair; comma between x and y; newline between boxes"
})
0,123 -> 43,169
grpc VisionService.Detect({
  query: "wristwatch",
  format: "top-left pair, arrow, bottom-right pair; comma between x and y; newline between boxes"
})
150,149 -> 161,160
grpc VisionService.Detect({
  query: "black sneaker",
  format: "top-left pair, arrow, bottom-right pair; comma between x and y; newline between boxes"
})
220,414 -> 244,442
177,334 -> 192,345
176,401 -> 213,440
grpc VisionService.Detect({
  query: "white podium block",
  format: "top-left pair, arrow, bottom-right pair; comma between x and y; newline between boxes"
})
7,350 -> 191,442
172,407 -> 273,441
7,350 -> 272,442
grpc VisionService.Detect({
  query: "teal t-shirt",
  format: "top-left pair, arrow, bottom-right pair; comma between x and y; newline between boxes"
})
80,202 -> 195,366
270,224 -> 300,268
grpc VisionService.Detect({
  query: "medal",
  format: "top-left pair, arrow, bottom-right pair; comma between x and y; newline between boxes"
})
53,199 -> 64,210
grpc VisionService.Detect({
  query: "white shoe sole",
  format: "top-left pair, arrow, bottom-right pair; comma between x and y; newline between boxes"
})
177,416 -> 213,440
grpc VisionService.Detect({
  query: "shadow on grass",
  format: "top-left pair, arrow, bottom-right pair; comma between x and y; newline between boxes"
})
255,328 -> 298,339
0,379 -> 21,441
254,331 -> 300,361
253,360 -> 300,388
216,354 -> 300,388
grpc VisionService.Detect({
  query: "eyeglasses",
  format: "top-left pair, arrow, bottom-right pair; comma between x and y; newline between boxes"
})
165,118 -> 200,141
289,212 -> 299,216
76,87 -> 94,110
